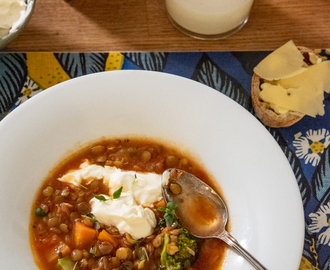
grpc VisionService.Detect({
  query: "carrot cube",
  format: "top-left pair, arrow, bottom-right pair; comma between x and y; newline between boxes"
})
98,229 -> 118,247
73,221 -> 97,249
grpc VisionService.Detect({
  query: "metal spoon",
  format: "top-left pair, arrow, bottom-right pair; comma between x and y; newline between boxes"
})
161,168 -> 267,270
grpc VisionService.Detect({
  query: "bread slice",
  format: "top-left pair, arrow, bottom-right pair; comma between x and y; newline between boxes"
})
251,46 -> 321,128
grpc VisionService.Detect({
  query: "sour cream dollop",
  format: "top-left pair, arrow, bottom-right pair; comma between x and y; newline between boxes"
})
90,194 -> 157,239
58,161 -> 163,239
0,0 -> 27,38
59,161 -> 111,186
106,167 -> 163,205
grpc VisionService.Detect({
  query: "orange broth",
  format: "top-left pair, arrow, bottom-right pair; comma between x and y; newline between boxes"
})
30,138 -> 226,270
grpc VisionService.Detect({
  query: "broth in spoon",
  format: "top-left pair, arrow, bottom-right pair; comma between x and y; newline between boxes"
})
161,168 -> 268,270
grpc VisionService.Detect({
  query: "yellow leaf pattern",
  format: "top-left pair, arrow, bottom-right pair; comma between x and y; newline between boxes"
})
26,52 -> 70,89
105,52 -> 124,71
299,256 -> 318,270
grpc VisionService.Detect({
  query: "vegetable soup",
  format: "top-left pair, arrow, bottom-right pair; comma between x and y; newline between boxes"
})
30,138 -> 226,270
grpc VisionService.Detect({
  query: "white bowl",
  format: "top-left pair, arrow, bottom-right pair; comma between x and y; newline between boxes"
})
0,70 -> 304,269
0,0 -> 35,50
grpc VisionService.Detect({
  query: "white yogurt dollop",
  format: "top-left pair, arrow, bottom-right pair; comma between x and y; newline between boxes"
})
0,0 -> 27,38
106,167 -> 163,206
58,161 -> 163,239
59,160 -> 111,186
90,194 -> 157,239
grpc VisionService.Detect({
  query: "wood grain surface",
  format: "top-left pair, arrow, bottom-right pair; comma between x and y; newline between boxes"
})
3,0 -> 330,52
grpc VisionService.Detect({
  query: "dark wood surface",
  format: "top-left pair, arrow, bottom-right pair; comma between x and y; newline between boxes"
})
4,0 -> 330,52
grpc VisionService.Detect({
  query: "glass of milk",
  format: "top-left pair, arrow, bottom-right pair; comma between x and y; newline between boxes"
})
166,0 -> 254,39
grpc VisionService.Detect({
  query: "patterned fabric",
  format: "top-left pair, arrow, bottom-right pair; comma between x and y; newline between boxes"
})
1,51 -> 330,269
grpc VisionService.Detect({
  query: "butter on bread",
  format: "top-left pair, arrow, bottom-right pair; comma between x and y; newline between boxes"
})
251,42 -> 324,128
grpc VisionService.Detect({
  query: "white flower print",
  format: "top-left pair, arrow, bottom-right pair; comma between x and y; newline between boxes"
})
308,202 -> 330,246
293,129 -> 330,166
14,76 -> 43,106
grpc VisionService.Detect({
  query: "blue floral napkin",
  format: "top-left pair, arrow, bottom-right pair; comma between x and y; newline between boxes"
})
1,51 -> 330,269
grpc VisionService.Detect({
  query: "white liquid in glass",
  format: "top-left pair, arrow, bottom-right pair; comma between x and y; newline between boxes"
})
166,0 -> 253,36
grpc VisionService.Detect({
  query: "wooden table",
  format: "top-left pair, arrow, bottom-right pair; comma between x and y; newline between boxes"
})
4,0 -> 330,52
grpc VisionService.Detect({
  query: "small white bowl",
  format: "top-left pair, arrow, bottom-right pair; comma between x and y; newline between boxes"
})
0,0 -> 36,50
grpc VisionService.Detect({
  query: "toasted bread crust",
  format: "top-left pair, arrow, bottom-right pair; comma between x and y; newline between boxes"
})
251,46 -> 321,128
251,73 -> 302,128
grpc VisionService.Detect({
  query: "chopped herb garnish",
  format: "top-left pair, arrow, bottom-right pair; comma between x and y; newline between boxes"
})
93,194 -> 109,201
35,207 -> 47,217
132,174 -> 138,186
141,246 -> 149,261
167,201 -> 177,210
82,213 -> 100,229
158,201 -> 177,226
85,213 -> 96,219
113,186 -> 123,199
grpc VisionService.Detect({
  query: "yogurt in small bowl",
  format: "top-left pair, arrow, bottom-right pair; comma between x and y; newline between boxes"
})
0,0 -> 35,49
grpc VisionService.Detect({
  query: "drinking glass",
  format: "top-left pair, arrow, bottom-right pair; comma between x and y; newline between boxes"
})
166,0 -> 254,40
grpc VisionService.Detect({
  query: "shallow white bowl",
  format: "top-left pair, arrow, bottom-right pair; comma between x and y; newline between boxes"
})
0,70 -> 304,269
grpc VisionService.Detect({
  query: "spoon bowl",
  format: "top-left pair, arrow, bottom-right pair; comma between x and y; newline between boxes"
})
161,168 -> 268,270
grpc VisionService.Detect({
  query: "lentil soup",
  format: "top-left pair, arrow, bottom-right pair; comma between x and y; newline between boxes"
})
30,138 -> 226,270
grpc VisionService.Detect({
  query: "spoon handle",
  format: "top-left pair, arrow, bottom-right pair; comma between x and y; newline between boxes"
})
219,230 -> 268,270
